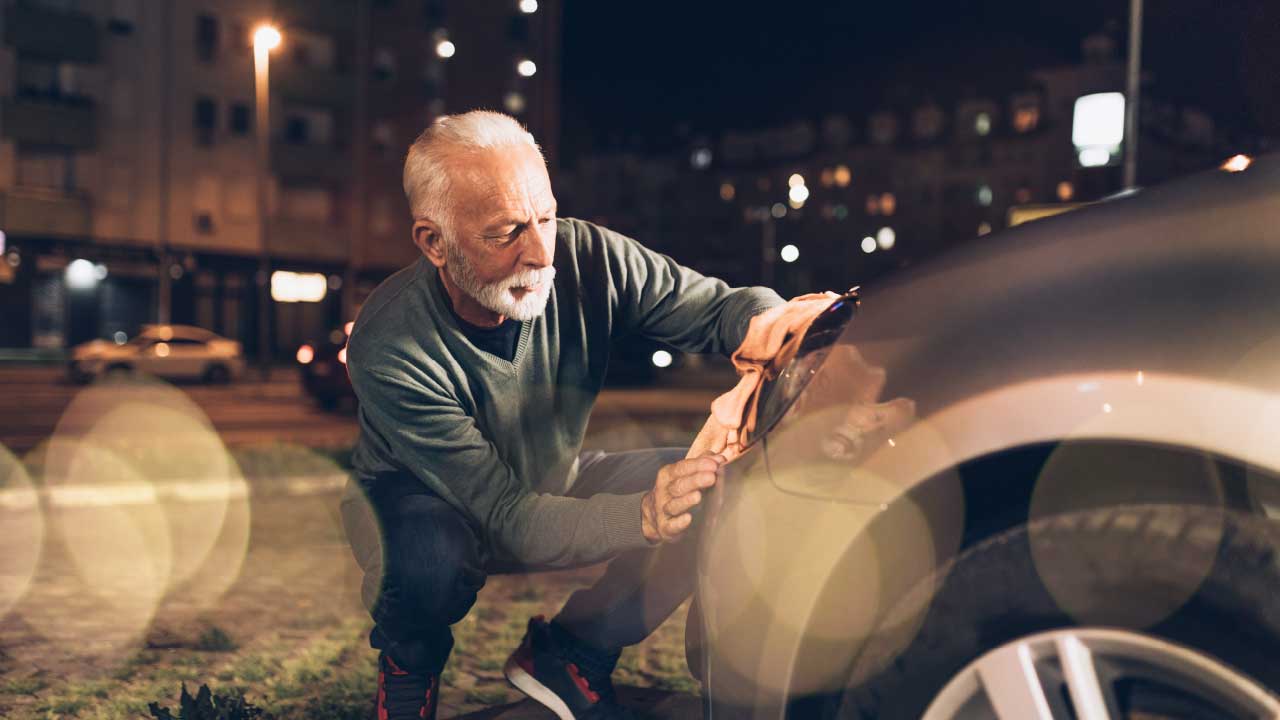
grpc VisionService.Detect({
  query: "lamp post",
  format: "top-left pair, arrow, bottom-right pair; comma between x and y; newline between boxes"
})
1123,0 -> 1143,191
253,24 -> 281,379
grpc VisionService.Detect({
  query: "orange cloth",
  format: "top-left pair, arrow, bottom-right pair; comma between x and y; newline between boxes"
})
687,292 -> 839,460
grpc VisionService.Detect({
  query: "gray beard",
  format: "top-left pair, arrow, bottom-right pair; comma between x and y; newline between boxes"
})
444,239 -> 555,321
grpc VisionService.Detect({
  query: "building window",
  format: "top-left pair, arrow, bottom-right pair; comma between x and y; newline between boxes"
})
194,97 -> 217,145
1013,105 -> 1040,133
280,187 -> 334,224
109,0 -> 139,35
283,107 -> 334,145
373,48 -> 397,81
196,14 -> 220,63
868,112 -> 898,145
229,103 -> 251,135
913,104 -> 944,140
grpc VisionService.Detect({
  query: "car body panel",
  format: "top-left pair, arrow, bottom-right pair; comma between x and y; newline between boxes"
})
697,154 -> 1280,717
69,325 -> 245,381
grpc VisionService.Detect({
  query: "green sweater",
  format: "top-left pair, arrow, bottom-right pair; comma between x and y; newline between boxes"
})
347,218 -> 783,567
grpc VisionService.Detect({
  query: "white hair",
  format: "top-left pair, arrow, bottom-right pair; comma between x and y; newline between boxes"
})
402,110 -> 543,228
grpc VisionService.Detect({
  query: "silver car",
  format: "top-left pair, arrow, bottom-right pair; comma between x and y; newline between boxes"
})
68,324 -> 246,384
692,154 -> 1280,719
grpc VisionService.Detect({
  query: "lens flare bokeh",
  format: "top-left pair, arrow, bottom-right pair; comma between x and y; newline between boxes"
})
0,444 -> 43,618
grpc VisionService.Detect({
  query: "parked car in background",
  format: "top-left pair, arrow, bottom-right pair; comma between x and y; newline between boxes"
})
692,154 -> 1280,719
297,322 -> 354,410
68,324 -> 245,384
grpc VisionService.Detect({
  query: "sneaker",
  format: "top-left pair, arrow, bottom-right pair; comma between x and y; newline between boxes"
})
503,616 -> 633,719
377,652 -> 439,720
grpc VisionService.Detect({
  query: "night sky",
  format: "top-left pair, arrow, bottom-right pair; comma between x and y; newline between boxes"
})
560,0 -> 1279,162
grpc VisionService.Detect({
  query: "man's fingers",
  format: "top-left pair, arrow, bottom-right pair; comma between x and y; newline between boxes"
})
670,456 -> 723,479
669,469 -> 719,498
664,491 -> 702,517
660,512 -> 692,539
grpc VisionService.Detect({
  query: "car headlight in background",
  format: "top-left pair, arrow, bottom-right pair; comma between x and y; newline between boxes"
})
296,345 -> 314,365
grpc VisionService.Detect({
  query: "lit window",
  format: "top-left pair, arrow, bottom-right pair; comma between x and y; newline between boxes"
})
879,192 -> 896,216
503,92 -> 526,114
869,113 -> 898,145
1072,92 -> 1125,167
913,104 -> 944,139
833,164 -> 852,187
977,222 -> 992,236
271,271 -> 328,303
974,112 -> 992,136
1013,106 -> 1039,133
719,182 -> 735,202
1014,187 -> 1032,204
976,185 -> 993,207
1057,181 -> 1074,201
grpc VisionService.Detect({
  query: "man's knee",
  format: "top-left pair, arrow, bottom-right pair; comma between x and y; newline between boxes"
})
382,494 -> 487,626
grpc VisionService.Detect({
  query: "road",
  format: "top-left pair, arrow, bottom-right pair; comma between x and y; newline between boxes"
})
0,365 -> 724,458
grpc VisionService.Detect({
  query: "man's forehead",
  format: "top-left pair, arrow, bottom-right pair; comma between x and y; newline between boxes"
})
453,149 -> 554,210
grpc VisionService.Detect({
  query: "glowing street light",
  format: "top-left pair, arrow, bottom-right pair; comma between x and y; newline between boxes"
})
252,25 -> 281,52
436,39 -> 456,58
780,244 -> 799,263
788,184 -> 809,206
519,0 -> 539,12
860,237 -> 877,254
253,22 -> 282,377
517,59 -> 537,77
876,226 -> 896,250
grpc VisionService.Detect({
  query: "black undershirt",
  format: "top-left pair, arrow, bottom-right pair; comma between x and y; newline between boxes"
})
440,283 -> 522,361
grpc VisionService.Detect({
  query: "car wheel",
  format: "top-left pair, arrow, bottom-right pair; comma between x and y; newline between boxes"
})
204,364 -> 231,384
834,505 -> 1280,720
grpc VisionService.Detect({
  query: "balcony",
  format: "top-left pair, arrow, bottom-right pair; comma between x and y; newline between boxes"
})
0,190 -> 91,238
2,97 -> 98,149
268,220 -> 349,263
274,64 -> 356,106
275,0 -> 357,35
3,4 -> 100,63
271,143 -> 351,183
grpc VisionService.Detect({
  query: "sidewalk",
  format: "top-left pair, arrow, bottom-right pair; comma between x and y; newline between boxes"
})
457,687 -> 702,719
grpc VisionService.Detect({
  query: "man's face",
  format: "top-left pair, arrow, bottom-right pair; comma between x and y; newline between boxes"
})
440,143 -> 558,321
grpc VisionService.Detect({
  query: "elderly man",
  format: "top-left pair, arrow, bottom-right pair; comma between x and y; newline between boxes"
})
342,110 -> 783,720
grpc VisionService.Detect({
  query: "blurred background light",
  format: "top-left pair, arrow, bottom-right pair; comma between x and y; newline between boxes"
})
504,91 -> 526,114
519,0 -> 538,13
65,259 -> 97,290
976,184 -> 993,206
876,226 -> 896,250
296,344 -> 315,365
113,331 -> 128,345
436,39 -> 456,58
770,203 -> 787,219
833,165 -> 852,187
978,221 -> 993,236
651,350 -> 673,368
719,182 -> 735,202
788,184 -> 809,205
271,271 -> 327,303
1220,154 -> 1252,172
252,24 -> 281,52
1057,180 -> 1075,201
780,244 -> 799,263
690,147 -> 712,169
788,173 -> 805,188
517,59 -> 537,77
861,237 -> 877,254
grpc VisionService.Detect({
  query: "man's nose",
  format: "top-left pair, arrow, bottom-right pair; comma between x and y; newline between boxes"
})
518,226 -> 553,268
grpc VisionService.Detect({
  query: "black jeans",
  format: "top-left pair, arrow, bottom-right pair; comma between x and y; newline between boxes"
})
340,447 -> 697,676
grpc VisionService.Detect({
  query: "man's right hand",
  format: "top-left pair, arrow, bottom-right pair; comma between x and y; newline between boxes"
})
641,454 -> 725,543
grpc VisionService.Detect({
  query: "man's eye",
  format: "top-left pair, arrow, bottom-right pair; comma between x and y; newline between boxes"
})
538,217 -> 554,224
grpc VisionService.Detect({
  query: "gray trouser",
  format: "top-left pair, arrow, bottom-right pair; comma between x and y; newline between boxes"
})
339,447 -> 696,675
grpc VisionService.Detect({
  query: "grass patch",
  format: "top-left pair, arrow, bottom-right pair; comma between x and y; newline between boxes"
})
195,626 -> 238,653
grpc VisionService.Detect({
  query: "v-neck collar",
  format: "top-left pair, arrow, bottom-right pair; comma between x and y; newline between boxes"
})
421,260 -> 535,372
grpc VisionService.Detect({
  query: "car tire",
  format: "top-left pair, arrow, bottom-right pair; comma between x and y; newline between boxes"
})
832,504 -> 1280,720
204,364 -> 231,384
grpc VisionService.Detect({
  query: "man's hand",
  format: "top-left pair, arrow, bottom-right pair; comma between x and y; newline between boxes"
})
641,455 -> 725,543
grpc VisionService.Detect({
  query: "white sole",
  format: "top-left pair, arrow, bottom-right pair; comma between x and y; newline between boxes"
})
503,655 -> 577,720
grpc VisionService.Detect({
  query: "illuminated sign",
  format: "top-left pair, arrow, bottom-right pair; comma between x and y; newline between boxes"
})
270,271 -> 328,303
1072,92 -> 1125,168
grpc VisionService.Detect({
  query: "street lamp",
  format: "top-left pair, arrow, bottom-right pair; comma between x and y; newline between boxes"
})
253,24 -> 281,378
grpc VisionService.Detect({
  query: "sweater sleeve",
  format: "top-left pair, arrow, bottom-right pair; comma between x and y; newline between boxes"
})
598,224 -> 785,354
350,361 -> 652,567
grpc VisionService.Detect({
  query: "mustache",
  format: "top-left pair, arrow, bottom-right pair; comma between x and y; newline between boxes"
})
504,266 -> 556,289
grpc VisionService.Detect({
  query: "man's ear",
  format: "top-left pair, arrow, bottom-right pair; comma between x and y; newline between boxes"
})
412,219 -> 447,268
